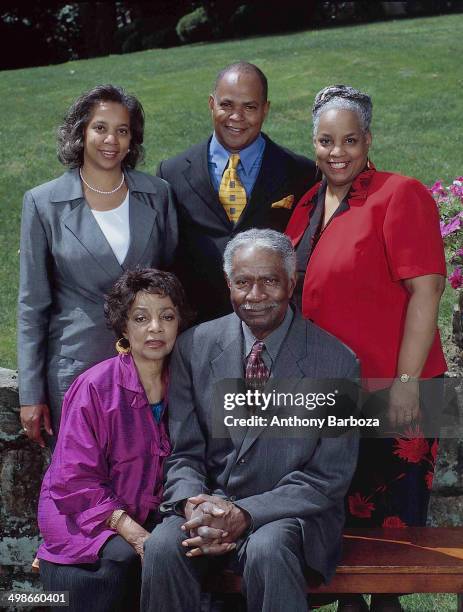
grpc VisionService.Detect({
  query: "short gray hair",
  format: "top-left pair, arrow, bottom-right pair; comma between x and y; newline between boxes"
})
312,84 -> 372,136
223,229 -> 296,278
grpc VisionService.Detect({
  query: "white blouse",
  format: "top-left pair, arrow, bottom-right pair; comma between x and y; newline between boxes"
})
91,191 -> 130,265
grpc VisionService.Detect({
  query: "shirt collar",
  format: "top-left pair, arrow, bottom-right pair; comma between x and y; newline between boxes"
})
304,162 -> 377,210
209,132 -> 265,176
242,306 -> 294,363
117,353 -> 170,410
118,353 -> 145,394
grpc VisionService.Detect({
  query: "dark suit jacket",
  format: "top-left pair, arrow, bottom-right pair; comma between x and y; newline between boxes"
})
162,310 -> 359,581
157,134 -> 316,322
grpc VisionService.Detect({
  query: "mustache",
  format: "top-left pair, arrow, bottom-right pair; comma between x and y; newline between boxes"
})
239,302 -> 279,312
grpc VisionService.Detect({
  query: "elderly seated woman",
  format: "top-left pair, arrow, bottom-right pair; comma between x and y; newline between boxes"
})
37,268 -> 191,612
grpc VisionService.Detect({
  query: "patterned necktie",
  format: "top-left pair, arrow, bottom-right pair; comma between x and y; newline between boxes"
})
245,341 -> 270,391
219,154 -> 247,223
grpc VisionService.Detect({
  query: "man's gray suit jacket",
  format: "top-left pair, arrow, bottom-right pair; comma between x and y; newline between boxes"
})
17,168 -> 177,416
163,310 -> 359,581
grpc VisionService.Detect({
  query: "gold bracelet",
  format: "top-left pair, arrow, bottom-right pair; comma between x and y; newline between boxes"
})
108,509 -> 127,530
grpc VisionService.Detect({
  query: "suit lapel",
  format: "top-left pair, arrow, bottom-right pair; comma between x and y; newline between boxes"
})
272,315 -> 308,378
184,140 -> 232,228
63,200 -> 123,279
236,313 -> 309,460
235,136 -> 287,230
122,191 -> 158,269
210,315 -> 249,450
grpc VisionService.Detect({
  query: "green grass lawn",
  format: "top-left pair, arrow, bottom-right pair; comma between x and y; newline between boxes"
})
1,13 -> 461,368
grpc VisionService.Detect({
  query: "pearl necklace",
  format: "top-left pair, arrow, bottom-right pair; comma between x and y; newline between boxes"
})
79,168 -> 125,195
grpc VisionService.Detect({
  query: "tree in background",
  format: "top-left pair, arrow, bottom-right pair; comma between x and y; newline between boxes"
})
116,0 -> 189,53
0,2 -> 80,69
77,2 -> 118,59
1,0 -> 461,70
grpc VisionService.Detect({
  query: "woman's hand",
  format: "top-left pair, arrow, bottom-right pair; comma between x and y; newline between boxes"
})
388,274 -> 444,429
20,404 -> 53,448
116,513 -> 150,560
388,379 -> 420,427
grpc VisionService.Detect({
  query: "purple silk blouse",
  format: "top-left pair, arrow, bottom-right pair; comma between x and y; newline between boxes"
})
37,354 -> 171,564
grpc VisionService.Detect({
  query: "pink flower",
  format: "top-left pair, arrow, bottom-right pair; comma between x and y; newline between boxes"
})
429,180 -> 447,197
441,214 -> 462,238
450,180 -> 463,201
382,516 -> 407,528
449,267 -> 463,289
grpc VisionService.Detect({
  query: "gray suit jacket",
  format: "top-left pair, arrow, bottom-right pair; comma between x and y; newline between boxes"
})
17,168 -> 177,409
163,310 -> 359,580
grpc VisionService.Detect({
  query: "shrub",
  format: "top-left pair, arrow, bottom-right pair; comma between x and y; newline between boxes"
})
428,177 -> 463,290
176,7 -> 213,44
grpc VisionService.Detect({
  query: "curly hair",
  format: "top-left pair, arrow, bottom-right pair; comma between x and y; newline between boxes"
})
104,268 -> 194,341
57,84 -> 144,168
312,84 -> 373,136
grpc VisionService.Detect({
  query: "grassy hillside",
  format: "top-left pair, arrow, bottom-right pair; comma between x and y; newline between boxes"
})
1,13 -> 462,368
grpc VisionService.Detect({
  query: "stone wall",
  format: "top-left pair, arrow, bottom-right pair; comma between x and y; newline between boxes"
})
0,367 -> 462,590
0,368 -> 49,590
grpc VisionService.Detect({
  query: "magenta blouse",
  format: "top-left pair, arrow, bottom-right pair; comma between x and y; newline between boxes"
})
37,354 -> 171,564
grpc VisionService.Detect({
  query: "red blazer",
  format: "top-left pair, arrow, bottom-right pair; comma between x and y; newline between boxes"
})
286,166 -> 447,388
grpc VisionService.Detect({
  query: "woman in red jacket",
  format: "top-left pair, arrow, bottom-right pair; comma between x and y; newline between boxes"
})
286,84 -> 447,612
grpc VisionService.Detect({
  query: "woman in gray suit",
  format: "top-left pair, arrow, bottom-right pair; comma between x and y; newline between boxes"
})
18,84 -> 177,447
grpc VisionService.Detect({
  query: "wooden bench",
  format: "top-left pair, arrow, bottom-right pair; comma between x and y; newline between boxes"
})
203,527 -> 463,610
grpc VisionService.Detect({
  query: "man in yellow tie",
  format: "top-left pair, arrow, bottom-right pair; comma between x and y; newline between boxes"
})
157,61 -> 317,323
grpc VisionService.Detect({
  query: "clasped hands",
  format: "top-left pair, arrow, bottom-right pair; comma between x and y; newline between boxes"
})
181,494 -> 251,558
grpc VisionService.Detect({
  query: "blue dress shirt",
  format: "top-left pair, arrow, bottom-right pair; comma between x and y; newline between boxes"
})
208,133 -> 266,198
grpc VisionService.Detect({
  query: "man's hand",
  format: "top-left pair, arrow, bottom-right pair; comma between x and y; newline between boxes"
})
20,404 -> 53,448
388,379 -> 420,428
116,513 -> 150,561
182,496 -> 232,557
183,497 -> 225,522
181,494 -> 251,557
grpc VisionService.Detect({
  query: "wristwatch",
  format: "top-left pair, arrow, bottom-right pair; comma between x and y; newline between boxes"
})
399,374 -> 417,383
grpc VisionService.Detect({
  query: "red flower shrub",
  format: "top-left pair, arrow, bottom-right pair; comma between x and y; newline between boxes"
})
348,492 -> 375,518
382,516 -> 407,528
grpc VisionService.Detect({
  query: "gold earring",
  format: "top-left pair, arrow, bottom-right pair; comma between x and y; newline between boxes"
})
367,157 -> 372,169
116,338 -> 131,354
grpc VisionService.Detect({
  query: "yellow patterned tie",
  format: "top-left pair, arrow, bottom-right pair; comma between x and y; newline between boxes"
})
219,154 -> 247,223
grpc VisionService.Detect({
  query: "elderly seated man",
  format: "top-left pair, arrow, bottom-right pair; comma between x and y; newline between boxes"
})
141,229 -> 359,612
